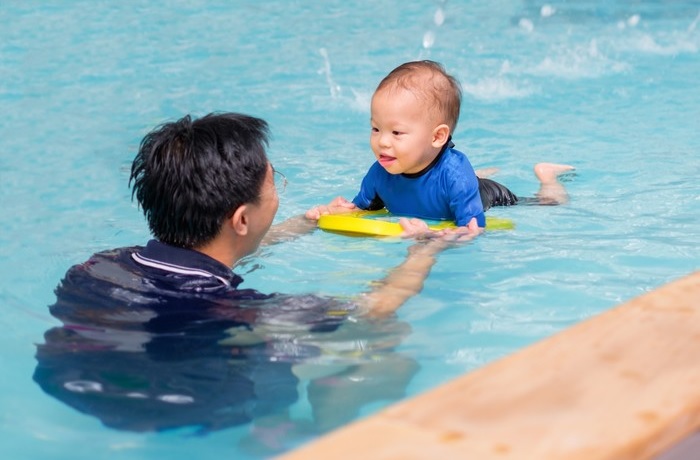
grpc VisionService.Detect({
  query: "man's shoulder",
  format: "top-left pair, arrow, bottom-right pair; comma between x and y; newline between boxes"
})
57,246 -> 146,299
90,245 -> 142,261
63,246 -> 140,277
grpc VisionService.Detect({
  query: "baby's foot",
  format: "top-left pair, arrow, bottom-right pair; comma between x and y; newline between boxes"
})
534,163 -> 575,183
475,167 -> 500,178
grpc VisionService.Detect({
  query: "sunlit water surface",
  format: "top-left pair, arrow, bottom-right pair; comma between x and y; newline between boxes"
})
1,1 -> 699,458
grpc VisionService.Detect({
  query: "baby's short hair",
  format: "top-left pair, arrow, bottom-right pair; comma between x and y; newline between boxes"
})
376,60 -> 462,131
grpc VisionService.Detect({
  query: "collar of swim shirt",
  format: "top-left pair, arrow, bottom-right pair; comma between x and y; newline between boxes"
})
132,239 -> 240,288
401,136 -> 456,179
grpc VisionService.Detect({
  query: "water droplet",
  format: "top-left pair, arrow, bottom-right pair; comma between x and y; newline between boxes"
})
423,31 -> 435,49
434,8 -> 445,26
519,18 -> 534,33
540,5 -> 556,18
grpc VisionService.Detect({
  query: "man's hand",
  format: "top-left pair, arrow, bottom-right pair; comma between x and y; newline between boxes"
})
398,216 -> 482,241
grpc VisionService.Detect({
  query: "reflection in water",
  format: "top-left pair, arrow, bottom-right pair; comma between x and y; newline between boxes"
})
33,248 -> 418,454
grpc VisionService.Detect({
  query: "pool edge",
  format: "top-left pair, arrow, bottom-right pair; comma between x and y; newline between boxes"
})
277,270 -> 700,460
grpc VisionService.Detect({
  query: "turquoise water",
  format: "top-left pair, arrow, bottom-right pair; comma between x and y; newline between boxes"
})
2,1 -> 699,458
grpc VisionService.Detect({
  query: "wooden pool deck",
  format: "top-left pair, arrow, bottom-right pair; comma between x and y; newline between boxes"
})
279,270 -> 700,460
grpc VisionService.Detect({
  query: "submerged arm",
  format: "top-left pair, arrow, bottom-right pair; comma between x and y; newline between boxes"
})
261,214 -> 318,246
357,239 -> 447,318
356,219 -> 479,318
305,196 -> 357,220
262,196 -> 359,246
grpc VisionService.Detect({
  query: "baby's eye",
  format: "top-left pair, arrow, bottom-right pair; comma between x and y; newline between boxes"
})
371,127 -> 379,133
392,130 -> 403,136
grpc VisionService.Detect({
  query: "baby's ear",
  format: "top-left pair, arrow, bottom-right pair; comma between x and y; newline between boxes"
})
432,124 -> 451,147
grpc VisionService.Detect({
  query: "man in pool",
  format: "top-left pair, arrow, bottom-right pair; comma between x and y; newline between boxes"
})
48,109 -> 470,342
306,60 -> 574,234
34,112 -> 471,435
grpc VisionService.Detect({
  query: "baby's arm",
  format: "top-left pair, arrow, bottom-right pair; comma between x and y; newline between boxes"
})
305,196 -> 357,220
399,217 -> 482,240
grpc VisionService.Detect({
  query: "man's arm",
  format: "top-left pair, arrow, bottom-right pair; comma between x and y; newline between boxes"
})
356,218 -> 479,318
261,196 -> 359,246
261,215 -> 318,246
263,215 -> 478,318
305,196 -> 357,220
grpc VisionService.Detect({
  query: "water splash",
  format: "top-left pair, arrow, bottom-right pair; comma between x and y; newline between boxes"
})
529,40 -> 629,79
318,48 -> 340,98
618,13 -> 641,30
630,34 -> 698,55
519,17 -> 534,33
421,2 -> 447,54
434,7 -> 445,26
422,31 -> 436,49
349,88 -> 371,113
461,77 -> 536,101
540,5 -> 556,18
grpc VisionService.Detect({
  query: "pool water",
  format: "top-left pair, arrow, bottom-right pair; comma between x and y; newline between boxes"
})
2,1 -> 699,458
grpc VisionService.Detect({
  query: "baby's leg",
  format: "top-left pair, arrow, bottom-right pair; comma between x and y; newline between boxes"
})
475,167 -> 499,179
533,163 -> 575,205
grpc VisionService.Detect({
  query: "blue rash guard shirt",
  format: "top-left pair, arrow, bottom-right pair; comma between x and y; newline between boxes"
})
352,141 -> 486,227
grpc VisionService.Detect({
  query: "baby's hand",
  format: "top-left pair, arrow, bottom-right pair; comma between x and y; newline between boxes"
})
398,217 -> 435,239
305,196 -> 357,220
442,217 -> 484,242
399,217 -> 483,241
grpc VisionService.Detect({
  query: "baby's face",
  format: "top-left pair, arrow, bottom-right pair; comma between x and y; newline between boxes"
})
370,86 -> 442,175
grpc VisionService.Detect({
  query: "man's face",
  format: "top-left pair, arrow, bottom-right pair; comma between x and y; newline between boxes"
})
243,163 -> 279,256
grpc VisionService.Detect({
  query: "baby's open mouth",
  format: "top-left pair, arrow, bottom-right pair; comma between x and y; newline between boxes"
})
379,154 -> 396,166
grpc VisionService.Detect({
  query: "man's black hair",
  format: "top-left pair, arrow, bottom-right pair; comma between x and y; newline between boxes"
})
130,112 -> 269,248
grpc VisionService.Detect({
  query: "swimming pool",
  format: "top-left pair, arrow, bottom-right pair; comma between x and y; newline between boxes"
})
1,1 -> 699,458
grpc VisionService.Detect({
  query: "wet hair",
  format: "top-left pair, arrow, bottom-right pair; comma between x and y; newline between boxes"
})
375,60 -> 462,131
130,112 -> 269,249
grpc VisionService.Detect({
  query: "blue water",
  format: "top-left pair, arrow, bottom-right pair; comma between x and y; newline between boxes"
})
2,1 -> 699,458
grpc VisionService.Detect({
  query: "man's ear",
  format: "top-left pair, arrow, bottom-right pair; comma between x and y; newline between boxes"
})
230,205 -> 249,236
432,124 -> 451,148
